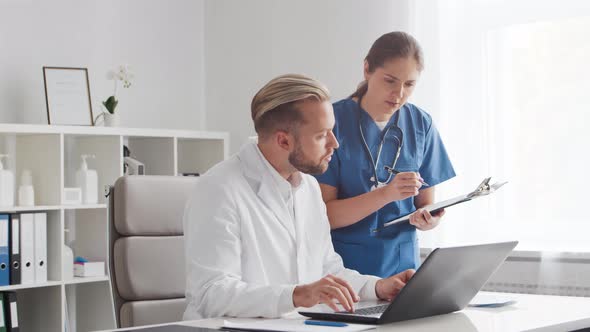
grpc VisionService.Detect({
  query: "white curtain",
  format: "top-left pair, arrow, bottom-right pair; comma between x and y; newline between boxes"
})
409,0 -> 590,251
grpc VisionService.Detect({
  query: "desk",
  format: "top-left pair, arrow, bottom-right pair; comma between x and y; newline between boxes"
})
105,292 -> 590,332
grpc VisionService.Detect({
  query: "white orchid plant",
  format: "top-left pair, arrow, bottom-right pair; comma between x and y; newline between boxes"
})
102,65 -> 134,114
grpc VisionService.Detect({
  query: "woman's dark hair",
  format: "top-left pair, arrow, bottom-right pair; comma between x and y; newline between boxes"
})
350,31 -> 424,99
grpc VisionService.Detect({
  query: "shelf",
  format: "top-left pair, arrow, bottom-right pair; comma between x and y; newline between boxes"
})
0,205 -> 61,213
64,276 -> 109,285
0,280 -> 62,292
0,204 -> 107,212
0,124 -> 228,331
65,280 -> 117,331
126,136 -> 175,175
177,137 -> 227,175
0,123 -> 228,140
0,276 -> 101,291
63,204 -> 107,210
64,135 -> 122,205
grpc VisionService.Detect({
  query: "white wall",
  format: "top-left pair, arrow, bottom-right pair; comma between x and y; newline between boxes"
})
1,0 -> 412,146
204,0 -> 411,153
0,0 -> 205,130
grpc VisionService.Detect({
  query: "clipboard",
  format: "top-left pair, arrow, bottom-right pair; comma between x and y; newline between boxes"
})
374,177 -> 507,232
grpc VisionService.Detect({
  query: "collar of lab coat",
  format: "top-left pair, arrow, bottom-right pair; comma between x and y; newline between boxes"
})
255,145 -> 302,204
237,141 -> 301,240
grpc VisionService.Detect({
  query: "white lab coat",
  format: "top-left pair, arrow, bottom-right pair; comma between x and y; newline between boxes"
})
183,141 -> 379,320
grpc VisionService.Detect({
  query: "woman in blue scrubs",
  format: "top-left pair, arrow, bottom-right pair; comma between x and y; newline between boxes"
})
315,31 -> 455,278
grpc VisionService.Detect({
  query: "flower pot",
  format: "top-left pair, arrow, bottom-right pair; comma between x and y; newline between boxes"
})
104,112 -> 120,127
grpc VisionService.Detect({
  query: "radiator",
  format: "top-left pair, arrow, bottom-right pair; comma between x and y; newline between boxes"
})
421,249 -> 590,297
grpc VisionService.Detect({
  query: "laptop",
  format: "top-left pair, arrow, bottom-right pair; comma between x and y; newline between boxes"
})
299,241 -> 518,324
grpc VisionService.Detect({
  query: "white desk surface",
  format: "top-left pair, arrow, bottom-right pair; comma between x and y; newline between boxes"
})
108,292 -> 590,332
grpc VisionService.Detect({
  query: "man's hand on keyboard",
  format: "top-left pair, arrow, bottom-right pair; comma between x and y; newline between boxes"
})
375,269 -> 416,301
293,274 -> 360,312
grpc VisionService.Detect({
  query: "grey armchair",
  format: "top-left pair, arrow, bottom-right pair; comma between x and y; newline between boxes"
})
108,175 -> 199,328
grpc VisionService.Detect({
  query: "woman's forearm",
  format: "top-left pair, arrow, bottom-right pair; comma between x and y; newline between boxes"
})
325,188 -> 390,229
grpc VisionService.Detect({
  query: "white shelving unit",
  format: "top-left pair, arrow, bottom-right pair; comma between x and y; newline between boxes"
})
0,124 -> 229,332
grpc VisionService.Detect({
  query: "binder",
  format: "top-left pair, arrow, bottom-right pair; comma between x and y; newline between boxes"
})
0,215 -> 9,286
3,292 -> 18,332
0,293 -> 6,332
19,214 -> 34,284
34,213 -> 47,283
8,215 -> 20,285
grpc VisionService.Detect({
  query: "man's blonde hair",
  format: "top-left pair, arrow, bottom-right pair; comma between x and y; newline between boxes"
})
251,74 -> 331,140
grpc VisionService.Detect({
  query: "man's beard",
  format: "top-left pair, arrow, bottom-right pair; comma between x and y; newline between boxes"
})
288,143 -> 328,175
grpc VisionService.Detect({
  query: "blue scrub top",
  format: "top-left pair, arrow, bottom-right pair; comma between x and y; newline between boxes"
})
315,98 -> 456,278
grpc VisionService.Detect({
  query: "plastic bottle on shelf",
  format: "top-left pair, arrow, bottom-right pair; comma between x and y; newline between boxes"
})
0,154 -> 15,207
76,154 -> 98,204
63,229 -> 74,281
18,169 -> 35,206
61,228 -> 74,281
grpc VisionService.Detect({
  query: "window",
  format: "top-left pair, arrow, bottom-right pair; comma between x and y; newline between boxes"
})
411,0 -> 590,251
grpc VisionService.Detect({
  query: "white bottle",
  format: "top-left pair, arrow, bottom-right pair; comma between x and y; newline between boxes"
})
63,229 -> 74,281
18,169 -> 35,206
76,154 -> 98,204
0,154 -> 15,207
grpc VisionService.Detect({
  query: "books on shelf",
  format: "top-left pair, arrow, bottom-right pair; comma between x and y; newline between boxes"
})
0,291 -> 19,332
0,215 -> 8,287
0,213 -> 47,287
74,261 -> 105,277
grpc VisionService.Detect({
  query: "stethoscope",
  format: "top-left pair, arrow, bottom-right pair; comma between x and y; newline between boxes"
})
358,99 -> 404,191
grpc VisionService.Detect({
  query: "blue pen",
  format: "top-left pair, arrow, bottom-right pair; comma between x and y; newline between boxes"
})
304,320 -> 348,327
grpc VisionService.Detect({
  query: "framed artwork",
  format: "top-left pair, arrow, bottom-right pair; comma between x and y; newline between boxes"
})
43,66 -> 94,125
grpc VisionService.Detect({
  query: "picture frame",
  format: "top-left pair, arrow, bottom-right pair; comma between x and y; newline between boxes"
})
43,66 -> 94,126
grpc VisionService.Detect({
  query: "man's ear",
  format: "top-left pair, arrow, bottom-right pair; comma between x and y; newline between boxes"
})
275,130 -> 294,152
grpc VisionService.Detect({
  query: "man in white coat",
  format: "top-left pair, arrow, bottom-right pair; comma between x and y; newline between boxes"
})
183,74 -> 415,320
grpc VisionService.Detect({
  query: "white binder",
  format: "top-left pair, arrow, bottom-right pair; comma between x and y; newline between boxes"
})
34,213 -> 47,283
20,213 -> 35,284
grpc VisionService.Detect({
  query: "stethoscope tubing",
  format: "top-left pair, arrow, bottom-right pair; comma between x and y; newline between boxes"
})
358,106 -> 404,189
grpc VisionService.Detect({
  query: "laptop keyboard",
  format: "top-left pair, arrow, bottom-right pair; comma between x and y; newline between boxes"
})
343,304 -> 389,316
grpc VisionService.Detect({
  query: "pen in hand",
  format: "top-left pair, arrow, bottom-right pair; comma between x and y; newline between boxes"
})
384,166 -> 429,186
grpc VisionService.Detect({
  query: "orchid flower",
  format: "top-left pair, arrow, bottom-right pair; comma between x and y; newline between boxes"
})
103,65 -> 134,114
